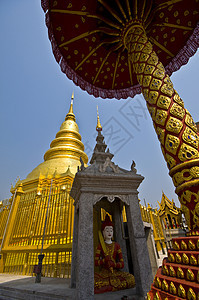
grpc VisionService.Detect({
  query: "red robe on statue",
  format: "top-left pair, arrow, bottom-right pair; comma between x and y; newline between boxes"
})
94,241 -> 135,294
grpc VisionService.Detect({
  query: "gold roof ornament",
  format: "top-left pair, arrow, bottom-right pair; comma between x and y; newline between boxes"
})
66,91 -> 75,120
96,105 -> 102,132
26,93 -> 88,180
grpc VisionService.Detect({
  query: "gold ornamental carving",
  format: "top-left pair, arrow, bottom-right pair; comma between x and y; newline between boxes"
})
177,267 -> 184,279
178,284 -> 186,298
187,288 -> 196,300
186,269 -> 195,281
169,282 -> 177,295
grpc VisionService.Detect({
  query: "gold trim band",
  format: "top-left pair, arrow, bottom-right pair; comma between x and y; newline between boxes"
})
169,159 -> 199,177
175,179 -> 199,195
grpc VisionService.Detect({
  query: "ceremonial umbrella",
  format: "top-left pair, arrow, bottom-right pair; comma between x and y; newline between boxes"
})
41,0 -> 199,233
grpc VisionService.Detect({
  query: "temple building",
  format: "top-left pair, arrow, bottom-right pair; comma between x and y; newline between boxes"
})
0,95 -> 184,278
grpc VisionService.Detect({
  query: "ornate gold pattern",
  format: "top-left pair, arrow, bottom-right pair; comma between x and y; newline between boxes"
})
182,127 -> 199,149
178,143 -> 199,162
169,266 -> 176,277
185,114 -> 197,133
156,127 -> 165,145
162,279 -> 169,292
170,103 -> 185,119
188,240 -> 196,250
123,23 -> 199,231
154,276 -> 161,288
187,288 -> 196,300
181,240 -> 187,250
190,255 -> 197,265
169,281 -> 177,295
175,253 -> 182,263
162,265 -> 169,275
172,166 -> 199,187
187,269 -> 195,281
177,267 -> 184,279
166,116 -> 183,134
165,134 -> 180,155
165,153 -> 176,168
168,253 -> 175,263
178,284 -> 186,298
182,253 -> 189,264
157,95 -> 171,109
173,241 -> 180,250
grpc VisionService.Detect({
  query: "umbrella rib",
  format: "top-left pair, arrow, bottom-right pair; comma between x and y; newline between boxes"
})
75,40 -> 119,71
143,0 -> 153,23
93,44 -> 122,84
97,0 -> 124,26
149,37 -> 175,57
154,0 -> 183,11
128,57 -> 133,86
112,52 -> 121,89
153,23 -> 193,31
140,0 -> 147,19
125,0 -> 132,20
75,43 -> 104,71
50,9 -> 121,30
115,0 -> 128,22
133,0 -> 138,19
58,30 -> 101,48
50,9 -> 88,16
87,14 -> 122,30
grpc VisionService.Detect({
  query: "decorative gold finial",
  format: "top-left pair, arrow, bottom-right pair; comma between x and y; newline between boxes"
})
68,92 -> 74,114
96,105 -> 102,131
65,92 -> 75,121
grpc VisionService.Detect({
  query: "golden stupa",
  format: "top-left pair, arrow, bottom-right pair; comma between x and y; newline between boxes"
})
26,92 -> 88,181
0,94 -> 88,277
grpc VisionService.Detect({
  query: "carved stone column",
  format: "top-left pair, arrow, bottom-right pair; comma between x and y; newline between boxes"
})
75,192 -> 94,300
126,192 -> 153,296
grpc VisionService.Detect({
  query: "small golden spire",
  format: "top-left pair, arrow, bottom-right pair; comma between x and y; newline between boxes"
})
65,92 -> 75,121
69,92 -> 74,114
96,105 -> 102,131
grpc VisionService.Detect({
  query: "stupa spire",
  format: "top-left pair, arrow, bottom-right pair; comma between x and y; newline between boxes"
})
65,92 -> 75,121
96,105 -> 102,132
26,93 -> 88,179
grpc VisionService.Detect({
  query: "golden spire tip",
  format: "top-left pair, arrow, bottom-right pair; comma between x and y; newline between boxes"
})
96,105 -> 102,132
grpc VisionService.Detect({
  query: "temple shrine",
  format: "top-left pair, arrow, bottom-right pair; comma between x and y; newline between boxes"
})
0,93 -> 189,299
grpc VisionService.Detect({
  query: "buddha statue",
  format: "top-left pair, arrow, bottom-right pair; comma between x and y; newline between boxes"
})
94,215 -> 135,294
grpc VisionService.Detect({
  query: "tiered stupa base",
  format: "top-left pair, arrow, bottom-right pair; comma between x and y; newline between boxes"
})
147,236 -> 199,299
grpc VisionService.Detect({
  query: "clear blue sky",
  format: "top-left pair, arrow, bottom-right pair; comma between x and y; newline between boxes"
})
0,1 -> 199,208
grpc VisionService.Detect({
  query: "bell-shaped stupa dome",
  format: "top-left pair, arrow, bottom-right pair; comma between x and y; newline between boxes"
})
26,93 -> 88,179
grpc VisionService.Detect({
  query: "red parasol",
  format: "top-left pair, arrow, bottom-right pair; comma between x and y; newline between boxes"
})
41,0 -> 199,99
41,0 -> 199,234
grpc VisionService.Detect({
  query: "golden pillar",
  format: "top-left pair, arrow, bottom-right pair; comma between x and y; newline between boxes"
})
0,183 -> 24,272
124,25 -> 199,233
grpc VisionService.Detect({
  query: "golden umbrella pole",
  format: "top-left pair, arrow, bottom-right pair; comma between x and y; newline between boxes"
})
35,178 -> 53,283
123,24 -> 199,234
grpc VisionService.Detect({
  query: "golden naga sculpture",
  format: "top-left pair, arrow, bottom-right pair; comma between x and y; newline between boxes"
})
94,215 -> 135,294
41,0 -> 199,233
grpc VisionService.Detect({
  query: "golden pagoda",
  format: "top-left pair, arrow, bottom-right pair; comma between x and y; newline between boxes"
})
0,94 -> 88,277
158,192 -> 182,231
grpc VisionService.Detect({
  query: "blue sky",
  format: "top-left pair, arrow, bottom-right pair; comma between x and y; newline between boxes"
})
0,1 -> 199,208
